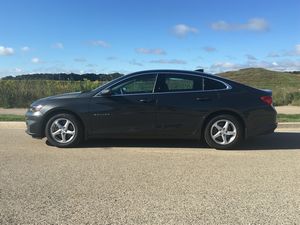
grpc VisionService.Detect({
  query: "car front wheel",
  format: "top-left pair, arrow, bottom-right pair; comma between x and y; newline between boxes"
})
204,115 -> 243,150
45,113 -> 82,147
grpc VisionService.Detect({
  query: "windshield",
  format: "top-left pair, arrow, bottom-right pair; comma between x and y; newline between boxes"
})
91,75 -> 126,92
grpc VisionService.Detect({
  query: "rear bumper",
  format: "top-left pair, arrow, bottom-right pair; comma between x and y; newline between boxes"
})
246,122 -> 277,138
245,105 -> 277,138
25,110 -> 44,138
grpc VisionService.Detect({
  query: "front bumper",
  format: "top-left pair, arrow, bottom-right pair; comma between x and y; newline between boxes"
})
25,110 -> 45,138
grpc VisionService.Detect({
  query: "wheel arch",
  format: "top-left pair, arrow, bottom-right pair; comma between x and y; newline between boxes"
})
201,110 -> 246,139
41,108 -> 86,139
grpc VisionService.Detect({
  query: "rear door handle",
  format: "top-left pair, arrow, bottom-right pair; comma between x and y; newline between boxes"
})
139,99 -> 155,104
196,97 -> 211,101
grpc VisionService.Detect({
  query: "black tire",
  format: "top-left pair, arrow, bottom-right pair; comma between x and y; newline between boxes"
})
45,113 -> 83,147
204,114 -> 243,150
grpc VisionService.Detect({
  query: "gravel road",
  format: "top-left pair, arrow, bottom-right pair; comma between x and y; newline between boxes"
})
0,127 -> 300,225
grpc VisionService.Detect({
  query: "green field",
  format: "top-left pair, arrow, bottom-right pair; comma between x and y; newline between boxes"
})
0,68 -> 300,108
0,80 -> 102,108
277,114 -> 300,122
0,114 -> 25,121
219,68 -> 300,106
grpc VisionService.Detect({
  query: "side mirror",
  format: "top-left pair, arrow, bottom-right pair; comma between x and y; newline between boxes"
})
100,89 -> 112,96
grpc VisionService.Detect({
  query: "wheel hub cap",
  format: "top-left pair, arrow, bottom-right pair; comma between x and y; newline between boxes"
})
50,118 -> 76,144
210,119 -> 237,145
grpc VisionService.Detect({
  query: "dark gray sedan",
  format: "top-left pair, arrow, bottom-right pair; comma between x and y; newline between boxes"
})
25,70 -> 277,149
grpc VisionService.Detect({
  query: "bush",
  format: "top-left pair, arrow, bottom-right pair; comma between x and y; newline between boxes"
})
0,80 -> 103,108
269,88 -> 300,106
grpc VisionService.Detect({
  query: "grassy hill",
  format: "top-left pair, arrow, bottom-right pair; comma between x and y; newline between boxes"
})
218,68 -> 300,106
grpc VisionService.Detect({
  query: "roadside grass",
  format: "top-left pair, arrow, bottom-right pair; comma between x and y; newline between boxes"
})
277,114 -> 300,122
0,114 -> 25,121
0,113 -> 300,123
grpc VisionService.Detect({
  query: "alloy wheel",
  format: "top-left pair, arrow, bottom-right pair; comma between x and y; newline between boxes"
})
210,119 -> 237,145
50,118 -> 76,144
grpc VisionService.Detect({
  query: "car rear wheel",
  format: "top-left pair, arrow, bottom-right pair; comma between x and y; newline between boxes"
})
45,113 -> 82,147
204,115 -> 243,150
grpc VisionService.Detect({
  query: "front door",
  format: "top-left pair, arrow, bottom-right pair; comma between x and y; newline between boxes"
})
89,73 -> 158,137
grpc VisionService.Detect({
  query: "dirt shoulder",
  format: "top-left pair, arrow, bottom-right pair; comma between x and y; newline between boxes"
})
276,106 -> 300,114
0,108 -> 27,115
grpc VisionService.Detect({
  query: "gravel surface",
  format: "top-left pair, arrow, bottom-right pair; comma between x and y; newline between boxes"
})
0,128 -> 300,224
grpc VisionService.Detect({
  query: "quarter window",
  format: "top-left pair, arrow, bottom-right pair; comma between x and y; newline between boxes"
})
110,74 -> 156,95
204,78 -> 227,90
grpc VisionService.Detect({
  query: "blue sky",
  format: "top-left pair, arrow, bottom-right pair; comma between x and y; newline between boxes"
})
0,0 -> 299,76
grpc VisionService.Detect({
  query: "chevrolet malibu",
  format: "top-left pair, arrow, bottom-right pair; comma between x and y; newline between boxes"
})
25,70 -> 277,149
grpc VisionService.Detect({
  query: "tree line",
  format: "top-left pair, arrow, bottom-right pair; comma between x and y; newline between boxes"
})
1,72 -> 123,81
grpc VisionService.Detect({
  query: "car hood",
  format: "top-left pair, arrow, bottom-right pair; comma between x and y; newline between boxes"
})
47,92 -> 83,99
31,92 -> 83,106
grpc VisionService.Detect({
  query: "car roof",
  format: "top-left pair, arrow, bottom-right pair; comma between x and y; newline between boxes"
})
126,69 -> 212,77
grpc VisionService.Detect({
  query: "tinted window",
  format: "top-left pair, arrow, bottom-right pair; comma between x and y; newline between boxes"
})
156,74 -> 203,92
111,74 -> 156,95
204,78 -> 227,90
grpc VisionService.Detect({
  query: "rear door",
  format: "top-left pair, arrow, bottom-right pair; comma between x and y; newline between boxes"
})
155,73 -> 222,137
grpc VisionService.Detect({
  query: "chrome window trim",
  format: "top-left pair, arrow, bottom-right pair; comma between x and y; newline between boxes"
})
94,72 -> 232,97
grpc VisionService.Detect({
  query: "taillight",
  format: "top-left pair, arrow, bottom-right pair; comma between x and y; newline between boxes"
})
260,96 -> 273,105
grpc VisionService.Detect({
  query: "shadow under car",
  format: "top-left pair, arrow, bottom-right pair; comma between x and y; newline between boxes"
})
45,132 -> 300,151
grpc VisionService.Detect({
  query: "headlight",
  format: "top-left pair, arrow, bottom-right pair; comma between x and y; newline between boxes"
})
29,104 -> 44,112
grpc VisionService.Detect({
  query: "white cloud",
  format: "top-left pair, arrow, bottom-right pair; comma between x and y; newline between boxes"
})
86,64 -> 98,68
272,44 -> 300,57
210,62 -> 241,73
209,59 -> 300,73
245,54 -> 257,60
106,56 -> 118,61
211,18 -> 269,32
129,59 -> 143,66
91,40 -> 110,48
250,60 -> 300,71
135,48 -> 166,55
150,59 -> 187,64
267,52 -> 281,58
52,43 -> 64,49
74,58 -> 87,62
21,46 -> 30,52
31,57 -> 41,64
15,68 -> 22,73
202,46 -> 216,52
172,24 -> 198,37
295,44 -> 300,55
0,46 -> 14,56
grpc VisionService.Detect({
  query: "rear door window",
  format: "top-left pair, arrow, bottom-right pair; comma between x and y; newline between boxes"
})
156,74 -> 203,92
